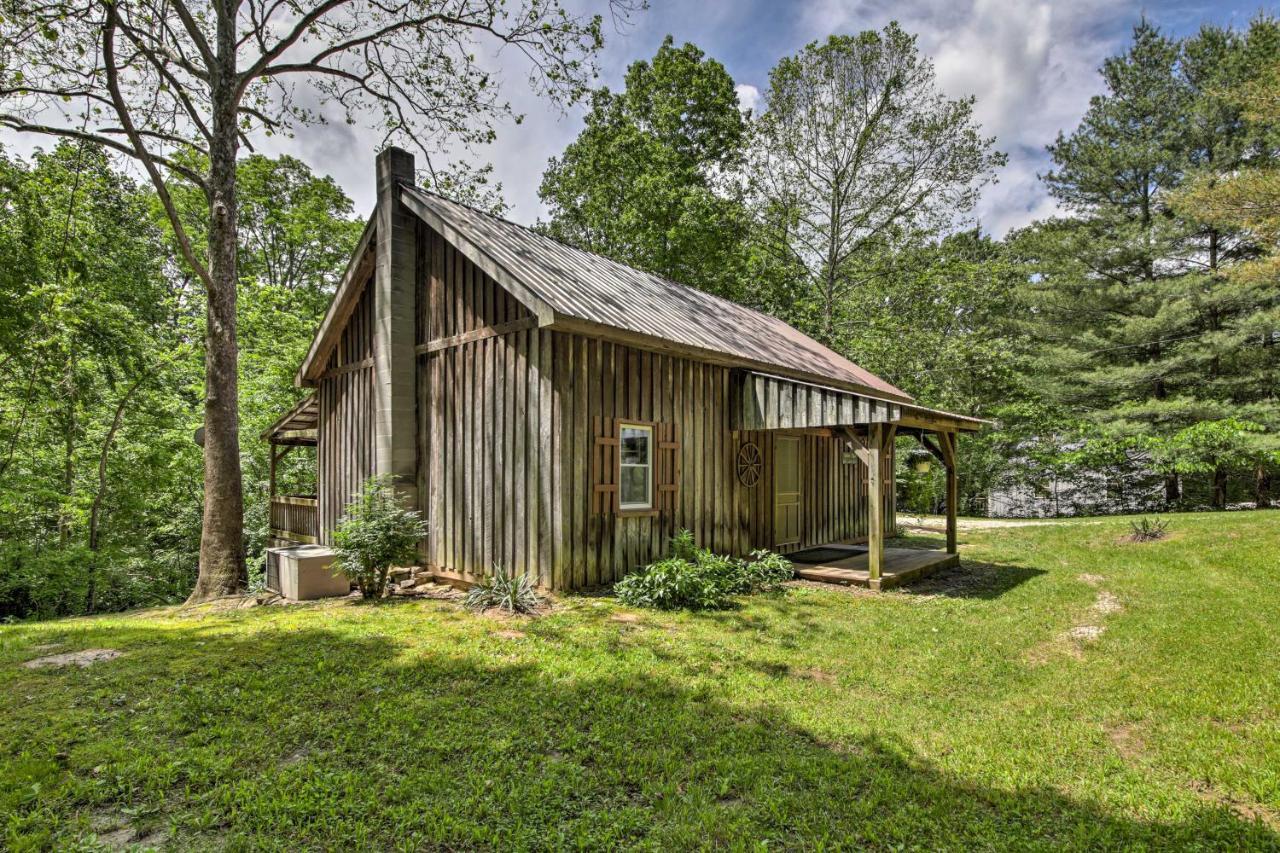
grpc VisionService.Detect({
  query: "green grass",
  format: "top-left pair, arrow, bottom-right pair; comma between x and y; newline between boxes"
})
3,511 -> 1278,850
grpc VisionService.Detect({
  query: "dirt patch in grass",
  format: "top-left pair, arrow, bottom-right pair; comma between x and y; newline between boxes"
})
1067,625 -> 1105,642
493,629 -> 527,640
1077,573 -> 1106,587
609,612 -> 643,624
23,648 -> 122,669
794,667 -> 837,684
1092,591 -> 1123,615
1189,780 -> 1280,831
1105,722 -> 1146,761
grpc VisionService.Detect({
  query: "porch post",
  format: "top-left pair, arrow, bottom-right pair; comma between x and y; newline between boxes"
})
866,422 -> 895,589
939,431 -> 958,555
268,444 -> 278,499
867,424 -> 883,585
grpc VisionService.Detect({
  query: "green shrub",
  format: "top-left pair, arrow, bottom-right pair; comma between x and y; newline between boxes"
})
739,549 -> 795,593
614,531 -> 794,610
465,564 -> 542,614
614,556 -> 729,610
332,476 -> 427,598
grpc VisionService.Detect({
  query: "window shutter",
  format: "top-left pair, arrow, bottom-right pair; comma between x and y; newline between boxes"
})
656,421 -> 681,516
592,416 -> 620,515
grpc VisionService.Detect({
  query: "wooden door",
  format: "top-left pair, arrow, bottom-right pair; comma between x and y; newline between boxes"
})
774,437 -> 802,547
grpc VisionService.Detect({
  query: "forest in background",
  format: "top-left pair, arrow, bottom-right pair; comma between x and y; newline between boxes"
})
1,17 -> 1277,620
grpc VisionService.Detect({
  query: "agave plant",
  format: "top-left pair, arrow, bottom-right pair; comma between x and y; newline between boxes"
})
464,564 -> 542,614
1128,517 -> 1169,542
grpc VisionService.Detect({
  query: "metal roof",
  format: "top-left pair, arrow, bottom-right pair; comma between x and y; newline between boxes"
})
400,186 -> 912,403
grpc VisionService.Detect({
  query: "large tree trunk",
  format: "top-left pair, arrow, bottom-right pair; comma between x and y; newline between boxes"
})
1211,465 -> 1228,510
1163,472 -> 1180,508
1256,464 -> 1272,509
187,13 -> 245,603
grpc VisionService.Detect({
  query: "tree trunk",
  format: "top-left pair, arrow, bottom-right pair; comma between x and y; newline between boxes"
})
188,12 -> 245,603
1163,472 -> 1180,508
86,375 -> 146,614
1256,464 -> 1272,510
1211,466 -> 1228,510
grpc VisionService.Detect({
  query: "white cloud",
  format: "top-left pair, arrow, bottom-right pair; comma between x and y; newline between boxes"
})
797,0 -> 1138,235
735,83 -> 761,115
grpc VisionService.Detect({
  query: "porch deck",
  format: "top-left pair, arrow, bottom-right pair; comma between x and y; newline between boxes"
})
792,546 -> 958,591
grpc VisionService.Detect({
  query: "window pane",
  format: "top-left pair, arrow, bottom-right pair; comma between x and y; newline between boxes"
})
621,427 -> 650,465
620,465 -> 650,507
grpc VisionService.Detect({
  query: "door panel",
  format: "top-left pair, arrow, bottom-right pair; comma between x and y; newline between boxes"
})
774,437 -> 802,547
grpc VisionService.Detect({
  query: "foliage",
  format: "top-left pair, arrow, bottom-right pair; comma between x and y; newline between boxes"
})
0,0 -> 627,601
2,512 -> 1279,847
747,25 -> 1005,341
1128,516 -> 1170,542
615,530 -> 793,610
464,565 -> 542,614
0,146 -> 360,620
539,36 -> 750,299
1013,18 -> 1280,511
331,477 -> 426,599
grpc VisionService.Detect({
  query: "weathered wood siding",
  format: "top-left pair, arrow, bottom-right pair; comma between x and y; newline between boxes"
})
316,279 -> 376,543
415,224 -> 549,586
735,370 -> 902,430
551,332 -> 894,588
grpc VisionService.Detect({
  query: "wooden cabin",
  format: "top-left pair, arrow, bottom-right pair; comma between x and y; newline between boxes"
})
262,148 -> 983,591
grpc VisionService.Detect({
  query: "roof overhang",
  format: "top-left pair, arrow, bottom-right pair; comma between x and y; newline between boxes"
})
733,370 -> 986,433
295,213 -> 378,386
261,394 -> 319,445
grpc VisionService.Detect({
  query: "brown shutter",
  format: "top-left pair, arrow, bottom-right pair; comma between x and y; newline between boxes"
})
592,416 -> 620,515
656,421 -> 681,517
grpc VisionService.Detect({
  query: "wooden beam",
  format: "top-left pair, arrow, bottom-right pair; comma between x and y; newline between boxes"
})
867,422 -> 889,586
414,315 -> 538,354
917,433 -> 946,465
942,432 -> 958,555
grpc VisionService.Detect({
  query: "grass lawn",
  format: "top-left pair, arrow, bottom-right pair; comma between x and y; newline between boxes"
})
2,511 -> 1279,850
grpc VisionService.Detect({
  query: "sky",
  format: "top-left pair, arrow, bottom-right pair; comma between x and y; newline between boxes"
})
1,0 -> 1268,237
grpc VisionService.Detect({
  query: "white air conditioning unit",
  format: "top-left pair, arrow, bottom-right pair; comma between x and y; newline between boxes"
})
266,545 -> 351,600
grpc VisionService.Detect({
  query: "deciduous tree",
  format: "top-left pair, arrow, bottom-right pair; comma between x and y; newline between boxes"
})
0,0 -> 627,600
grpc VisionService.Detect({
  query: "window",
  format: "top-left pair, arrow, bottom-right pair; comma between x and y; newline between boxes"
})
619,424 -> 652,510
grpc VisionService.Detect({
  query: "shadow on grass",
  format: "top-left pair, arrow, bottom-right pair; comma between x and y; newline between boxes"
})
2,613 -> 1272,850
901,560 -> 1047,600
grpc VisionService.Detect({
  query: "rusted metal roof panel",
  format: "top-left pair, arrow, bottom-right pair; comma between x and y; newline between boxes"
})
401,186 -> 912,402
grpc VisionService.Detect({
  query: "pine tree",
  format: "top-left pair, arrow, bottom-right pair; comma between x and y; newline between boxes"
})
1020,19 -> 1280,509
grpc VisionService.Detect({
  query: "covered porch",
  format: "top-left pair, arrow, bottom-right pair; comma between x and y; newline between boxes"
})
733,370 -> 984,591
790,545 -> 959,590
261,393 -> 320,545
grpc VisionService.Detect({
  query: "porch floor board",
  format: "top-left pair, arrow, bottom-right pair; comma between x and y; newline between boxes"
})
793,547 -> 958,591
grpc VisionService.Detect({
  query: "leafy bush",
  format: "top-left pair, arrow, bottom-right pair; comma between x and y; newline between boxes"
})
1128,516 -> 1169,542
332,476 -> 427,598
614,531 -> 794,610
738,549 -> 795,593
465,564 -> 542,614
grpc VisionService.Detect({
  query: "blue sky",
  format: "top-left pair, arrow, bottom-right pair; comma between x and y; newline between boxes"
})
1,0 -> 1267,237
461,0 -> 1271,237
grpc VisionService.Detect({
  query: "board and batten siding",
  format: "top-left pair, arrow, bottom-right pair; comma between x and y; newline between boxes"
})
316,279 -> 376,544
415,223 -> 552,586
550,331 -> 893,589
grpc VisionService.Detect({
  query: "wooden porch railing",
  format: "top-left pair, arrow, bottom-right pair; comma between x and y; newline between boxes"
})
270,494 -> 319,544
